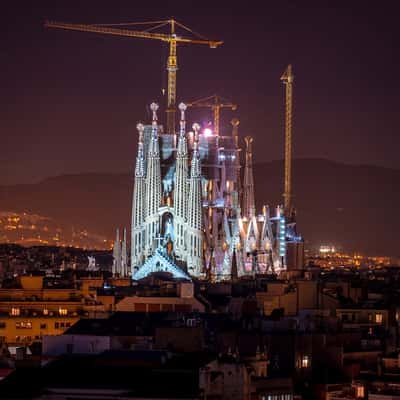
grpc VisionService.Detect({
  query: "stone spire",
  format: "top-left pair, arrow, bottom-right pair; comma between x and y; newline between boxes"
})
190,124 -> 201,179
134,123 -> 145,178
121,228 -> 128,277
243,136 -> 256,218
112,228 -> 121,276
173,103 -> 189,259
144,102 -> 162,256
187,123 -> 203,276
131,123 -> 146,269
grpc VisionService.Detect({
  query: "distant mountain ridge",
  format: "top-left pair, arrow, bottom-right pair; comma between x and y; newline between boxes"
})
0,159 -> 398,256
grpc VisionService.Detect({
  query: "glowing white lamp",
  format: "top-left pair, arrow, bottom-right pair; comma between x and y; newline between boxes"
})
203,128 -> 213,136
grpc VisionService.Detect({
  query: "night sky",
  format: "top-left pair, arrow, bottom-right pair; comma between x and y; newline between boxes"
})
1,0 -> 399,185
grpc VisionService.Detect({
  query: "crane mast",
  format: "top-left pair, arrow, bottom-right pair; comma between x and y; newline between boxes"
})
281,64 -> 294,218
44,19 -> 222,134
166,35 -> 177,134
186,94 -> 237,136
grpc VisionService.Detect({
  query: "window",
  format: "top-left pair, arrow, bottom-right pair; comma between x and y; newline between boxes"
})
43,309 -> 49,316
40,323 -> 47,329
375,313 -> 383,324
11,307 -> 20,316
58,308 -> 68,316
55,321 -> 69,329
0,322 -> 6,329
355,385 -> 365,398
301,355 -> 310,368
16,321 -> 32,329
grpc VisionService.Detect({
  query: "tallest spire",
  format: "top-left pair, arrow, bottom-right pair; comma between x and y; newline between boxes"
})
177,102 -> 188,155
173,103 -> 189,259
187,122 -> 203,276
144,102 -> 162,255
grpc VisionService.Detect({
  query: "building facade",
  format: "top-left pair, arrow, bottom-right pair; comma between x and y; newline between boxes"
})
130,103 -> 303,281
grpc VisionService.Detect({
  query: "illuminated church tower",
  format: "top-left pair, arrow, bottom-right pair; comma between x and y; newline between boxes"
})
143,103 -> 162,257
173,103 -> 189,261
131,102 -> 204,280
186,123 -> 204,277
131,123 -> 146,267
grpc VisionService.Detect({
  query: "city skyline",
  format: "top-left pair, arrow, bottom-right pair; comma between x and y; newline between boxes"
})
1,4 -> 400,399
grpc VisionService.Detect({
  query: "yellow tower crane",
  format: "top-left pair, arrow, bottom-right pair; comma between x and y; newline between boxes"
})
186,94 -> 237,136
281,64 -> 294,218
44,19 -> 223,134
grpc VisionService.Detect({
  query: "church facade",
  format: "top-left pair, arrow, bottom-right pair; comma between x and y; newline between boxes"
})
129,102 -> 298,281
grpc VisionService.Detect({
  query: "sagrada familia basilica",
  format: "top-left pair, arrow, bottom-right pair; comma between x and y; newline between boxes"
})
111,99 -> 304,282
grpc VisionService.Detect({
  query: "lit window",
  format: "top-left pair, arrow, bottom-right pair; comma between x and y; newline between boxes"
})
375,313 -> 383,324
58,308 -> 68,316
15,321 -> 32,329
301,355 -> 310,368
43,309 -> 49,316
355,385 -> 364,398
11,307 -> 20,316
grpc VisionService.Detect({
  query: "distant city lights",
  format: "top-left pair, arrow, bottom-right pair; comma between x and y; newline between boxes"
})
319,245 -> 336,254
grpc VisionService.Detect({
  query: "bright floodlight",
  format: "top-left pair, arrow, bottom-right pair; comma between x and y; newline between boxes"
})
203,128 -> 213,136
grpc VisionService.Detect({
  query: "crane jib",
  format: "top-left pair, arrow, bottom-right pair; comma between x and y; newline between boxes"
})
45,19 -> 223,134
